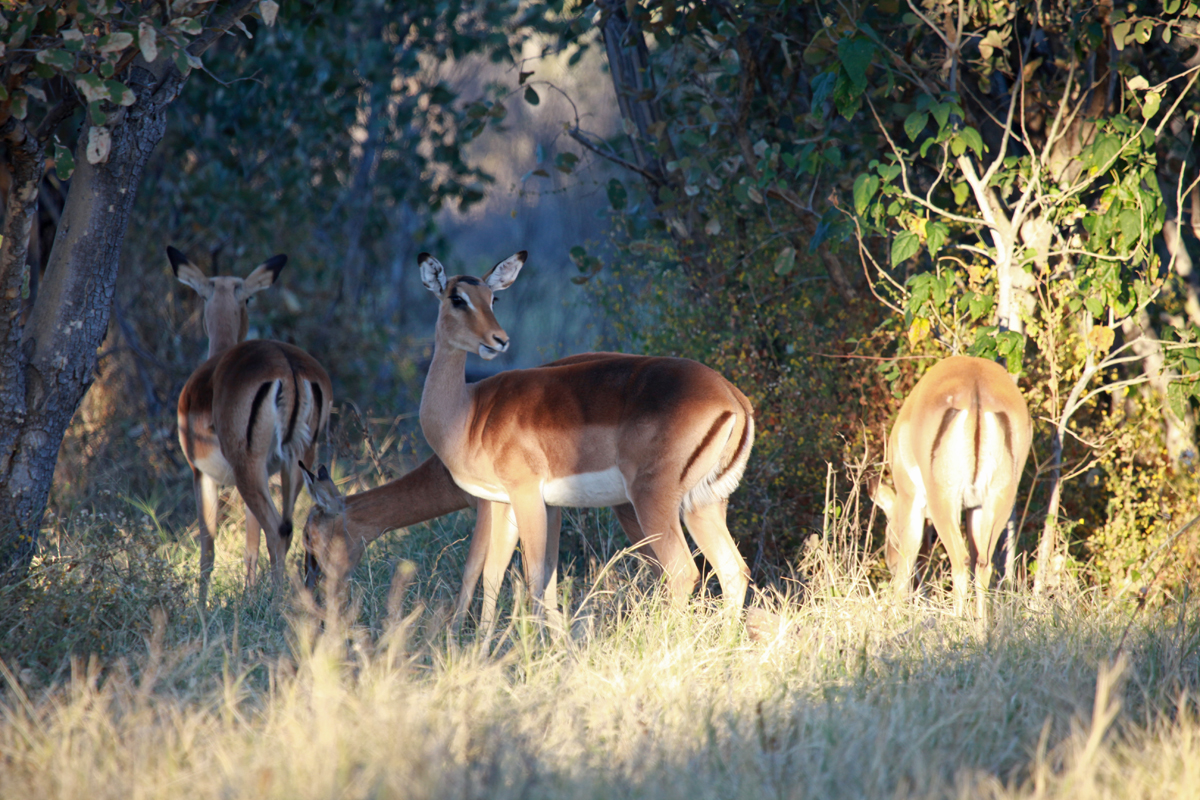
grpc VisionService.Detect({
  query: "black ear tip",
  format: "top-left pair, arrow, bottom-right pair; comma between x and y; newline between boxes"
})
166,246 -> 187,273
266,254 -> 287,275
317,464 -> 330,482
516,250 -> 528,261
417,252 -> 432,263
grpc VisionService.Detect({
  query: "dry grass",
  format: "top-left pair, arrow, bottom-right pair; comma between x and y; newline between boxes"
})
1,501 -> 1197,800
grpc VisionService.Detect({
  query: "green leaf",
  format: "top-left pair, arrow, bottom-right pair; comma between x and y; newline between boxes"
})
36,49 -> 75,70
53,142 -> 75,181
852,173 -> 879,215
891,231 -> 921,266
524,86 -> 540,105
88,101 -> 107,126
836,37 -> 875,92
959,126 -> 984,157
1092,133 -> 1120,170
172,16 -> 203,35
1112,21 -> 1130,50
1142,91 -> 1161,120
105,80 -> 135,106
75,74 -> 110,103
904,110 -> 928,142
1119,209 -> 1142,242
952,182 -> 970,205
1084,295 -> 1106,317
926,220 -> 948,255
930,101 -> 951,132
1134,20 -> 1153,43
1168,381 -> 1192,421
96,32 -> 134,54
606,178 -> 627,210
773,246 -> 796,276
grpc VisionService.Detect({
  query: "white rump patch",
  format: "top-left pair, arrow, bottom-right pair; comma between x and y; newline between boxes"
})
195,449 -> 236,486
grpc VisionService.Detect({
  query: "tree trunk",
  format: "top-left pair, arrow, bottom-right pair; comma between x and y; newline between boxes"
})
0,61 -> 187,577
0,118 -> 47,575
0,2 -> 259,581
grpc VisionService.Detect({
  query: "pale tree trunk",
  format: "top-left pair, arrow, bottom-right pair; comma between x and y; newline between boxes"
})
0,1 -> 258,580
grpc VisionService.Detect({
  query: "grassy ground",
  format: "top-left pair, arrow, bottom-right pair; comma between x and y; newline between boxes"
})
1,492 -> 1198,799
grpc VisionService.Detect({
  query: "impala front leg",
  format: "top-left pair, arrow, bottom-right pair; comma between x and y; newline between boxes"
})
510,489 -> 551,620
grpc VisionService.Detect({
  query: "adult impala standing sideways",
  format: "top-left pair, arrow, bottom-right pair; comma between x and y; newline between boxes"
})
872,355 -> 1032,617
417,250 -> 755,617
172,247 -> 333,606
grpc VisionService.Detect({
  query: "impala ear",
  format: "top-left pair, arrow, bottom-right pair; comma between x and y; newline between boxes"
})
240,254 -> 287,298
418,252 -> 447,295
168,246 -> 213,300
482,251 -> 526,292
300,462 -> 344,513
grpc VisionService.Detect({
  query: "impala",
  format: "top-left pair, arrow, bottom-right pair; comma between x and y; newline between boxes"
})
300,452 -> 653,630
172,246 -> 333,605
417,250 -> 755,618
872,355 -> 1032,617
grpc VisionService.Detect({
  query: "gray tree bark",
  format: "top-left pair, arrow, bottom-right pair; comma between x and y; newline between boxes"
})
0,1 -> 257,579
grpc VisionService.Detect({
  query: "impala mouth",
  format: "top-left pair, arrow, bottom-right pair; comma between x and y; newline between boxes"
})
478,343 -> 506,360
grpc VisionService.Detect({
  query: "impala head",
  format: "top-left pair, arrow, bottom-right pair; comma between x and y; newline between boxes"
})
867,478 -> 907,575
299,462 -> 362,590
419,251 -> 526,360
169,245 -> 287,359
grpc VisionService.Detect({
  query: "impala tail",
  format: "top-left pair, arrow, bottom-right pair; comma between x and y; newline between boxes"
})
682,399 -> 755,513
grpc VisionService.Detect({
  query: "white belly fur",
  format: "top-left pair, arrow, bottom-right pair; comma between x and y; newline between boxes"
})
451,467 -> 628,508
543,467 -> 627,507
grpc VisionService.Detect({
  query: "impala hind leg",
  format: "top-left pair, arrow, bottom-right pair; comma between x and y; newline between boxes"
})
926,492 -> 970,616
243,498 -> 261,586
613,503 -> 665,577
235,466 -> 288,587
629,485 -> 699,604
194,470 -> 221,607
682,500 -> 750,612
973,484 -> 1019,620
279,457 -> 308,555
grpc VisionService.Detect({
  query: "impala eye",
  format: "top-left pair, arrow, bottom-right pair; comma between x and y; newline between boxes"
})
450,293 -> 468,309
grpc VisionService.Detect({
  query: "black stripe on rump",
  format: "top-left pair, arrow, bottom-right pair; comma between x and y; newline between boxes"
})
247,382 -> 274,445
931,407 -> 959,469
282,365 -> 301,445
680,411 -> 733,483
312,382 -> 324,435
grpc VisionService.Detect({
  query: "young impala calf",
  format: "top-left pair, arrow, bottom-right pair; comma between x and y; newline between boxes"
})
872,356 -> 1032,617
172,246 -> 332,605
417,250 -> 755,619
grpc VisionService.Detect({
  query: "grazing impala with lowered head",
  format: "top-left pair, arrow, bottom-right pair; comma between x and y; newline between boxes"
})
872,356 -> 1031,617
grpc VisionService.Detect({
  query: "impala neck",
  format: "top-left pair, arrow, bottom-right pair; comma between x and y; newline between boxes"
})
344,455 -> 472,542
419,322 -> 473,458
204,309 -> 245,361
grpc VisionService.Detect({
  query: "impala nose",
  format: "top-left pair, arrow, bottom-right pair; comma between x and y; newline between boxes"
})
491,334 -> 509,351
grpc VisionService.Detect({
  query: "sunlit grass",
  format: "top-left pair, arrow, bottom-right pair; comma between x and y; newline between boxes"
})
1,498 -> 1197,800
